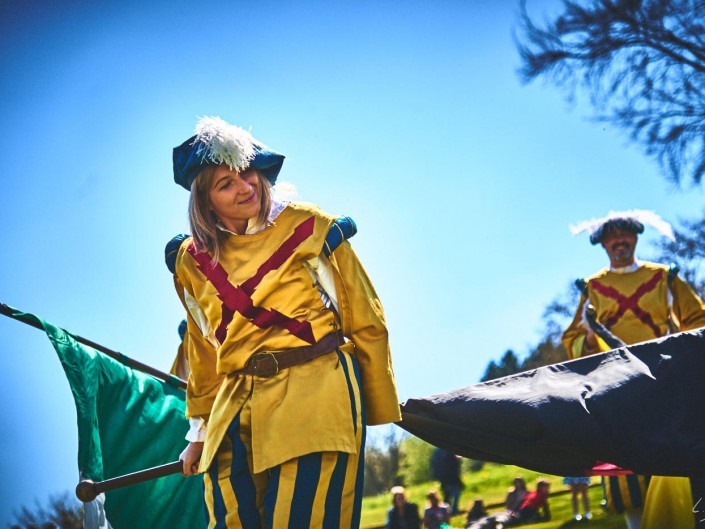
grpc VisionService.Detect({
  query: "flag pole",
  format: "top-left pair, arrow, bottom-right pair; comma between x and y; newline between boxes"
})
76,460 -> 185,502
0,303 -> 187,390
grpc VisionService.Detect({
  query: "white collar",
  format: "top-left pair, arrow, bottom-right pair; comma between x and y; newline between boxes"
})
610,259 -> 641,274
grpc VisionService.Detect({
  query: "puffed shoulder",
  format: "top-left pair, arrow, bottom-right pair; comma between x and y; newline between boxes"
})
285,201 -> 338,223
165,234 -> 190,274
324,216 -> 357,257
574,278 -> 588,296
284,202 -> 357,256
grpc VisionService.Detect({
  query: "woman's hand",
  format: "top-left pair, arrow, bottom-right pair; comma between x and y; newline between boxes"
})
180,441 -> 204,476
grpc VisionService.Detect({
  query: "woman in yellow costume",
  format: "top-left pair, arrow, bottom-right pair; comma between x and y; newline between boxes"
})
169,116 -> 401,528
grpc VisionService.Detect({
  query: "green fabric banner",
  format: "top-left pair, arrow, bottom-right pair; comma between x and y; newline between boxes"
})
10,308 -> 204,528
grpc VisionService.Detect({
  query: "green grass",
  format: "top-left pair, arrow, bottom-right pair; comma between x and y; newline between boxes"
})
361,464 -> 627,529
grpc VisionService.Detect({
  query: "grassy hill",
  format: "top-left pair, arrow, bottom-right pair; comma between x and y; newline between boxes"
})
361,463 -> 627,529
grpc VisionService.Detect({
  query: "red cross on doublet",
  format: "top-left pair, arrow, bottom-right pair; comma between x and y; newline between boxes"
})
187,216 -> 317,345
590,270 -> 664,337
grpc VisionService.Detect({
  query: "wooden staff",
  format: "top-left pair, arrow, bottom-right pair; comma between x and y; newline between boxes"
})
75,460 -> 184,502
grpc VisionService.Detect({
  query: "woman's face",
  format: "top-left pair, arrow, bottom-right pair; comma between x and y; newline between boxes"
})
208,165 -> 262,234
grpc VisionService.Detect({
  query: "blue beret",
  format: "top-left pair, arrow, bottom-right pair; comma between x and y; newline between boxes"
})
172,117 -> 285,191
173,137 -> 284,191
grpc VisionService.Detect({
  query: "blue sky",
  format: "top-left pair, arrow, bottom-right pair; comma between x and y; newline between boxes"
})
1,0 -> 704,522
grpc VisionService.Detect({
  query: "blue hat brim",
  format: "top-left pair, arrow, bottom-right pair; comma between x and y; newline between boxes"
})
249,147 -> 285,186
590,218 -> 644,245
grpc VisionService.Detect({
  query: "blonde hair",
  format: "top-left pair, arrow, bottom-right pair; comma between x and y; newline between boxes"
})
188,165 -> 272,261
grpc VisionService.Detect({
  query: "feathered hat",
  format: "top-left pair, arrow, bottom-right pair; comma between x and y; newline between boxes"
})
172,116 -> 285,190
570,210 -> 675,245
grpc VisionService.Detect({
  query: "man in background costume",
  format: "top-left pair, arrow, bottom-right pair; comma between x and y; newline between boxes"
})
562,210 -> 705,529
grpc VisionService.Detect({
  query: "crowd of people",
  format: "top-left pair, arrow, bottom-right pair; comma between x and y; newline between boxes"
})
463,478 -> 551,529
386,473 -> 590,529
385,487 -> 452,529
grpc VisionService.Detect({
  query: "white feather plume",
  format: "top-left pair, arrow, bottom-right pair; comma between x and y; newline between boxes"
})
569,209 -> 675,240
193,116 -> 259,170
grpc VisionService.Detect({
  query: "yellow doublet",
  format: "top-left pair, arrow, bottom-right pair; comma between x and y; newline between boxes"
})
562,261 -> 705,359
174,202 -> 400,474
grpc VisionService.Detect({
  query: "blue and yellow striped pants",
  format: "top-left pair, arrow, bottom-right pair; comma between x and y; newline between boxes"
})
604,474 -> 650,513
203,351 -> 366,529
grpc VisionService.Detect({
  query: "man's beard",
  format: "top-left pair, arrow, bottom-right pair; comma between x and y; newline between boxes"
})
611,244 -> 634,263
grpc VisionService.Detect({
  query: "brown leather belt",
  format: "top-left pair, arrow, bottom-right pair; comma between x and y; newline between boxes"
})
234,332 -> 345,378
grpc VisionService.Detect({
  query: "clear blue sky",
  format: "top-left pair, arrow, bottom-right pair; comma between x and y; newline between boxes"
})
1,0 -> 704,522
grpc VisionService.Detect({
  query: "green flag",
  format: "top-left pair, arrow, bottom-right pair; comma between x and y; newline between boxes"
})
9,307 -> 204,528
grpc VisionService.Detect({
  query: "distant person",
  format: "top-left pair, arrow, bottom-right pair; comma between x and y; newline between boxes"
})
563,210 -> 705,529
563,476 -> 591,521
465,480 -> 549,529
423,490 -> 451,529
431,447 -> 464,514
464,477 -> 529,529
511,479 -> 551,524
504,476 -> 528,512
387,486 -> 421,529
465,499 -> 487,524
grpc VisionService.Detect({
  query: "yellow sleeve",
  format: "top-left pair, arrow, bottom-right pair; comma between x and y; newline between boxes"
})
183,315 -> 222,419
561,295 -> 589,360
173,273 -> 223,420
671,276 -> 705,331
169,340 -> 189,380
328,241 -> 401,425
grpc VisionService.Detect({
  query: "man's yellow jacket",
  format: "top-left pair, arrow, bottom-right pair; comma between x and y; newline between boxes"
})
562,261 -> 705,359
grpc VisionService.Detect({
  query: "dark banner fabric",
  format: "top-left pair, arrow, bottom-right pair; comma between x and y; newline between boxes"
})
399,329 -> 705,477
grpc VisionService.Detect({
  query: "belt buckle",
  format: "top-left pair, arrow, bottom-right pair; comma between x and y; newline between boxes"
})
250,352 -> 279,378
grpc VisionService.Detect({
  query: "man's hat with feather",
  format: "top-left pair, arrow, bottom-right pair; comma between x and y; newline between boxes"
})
570,210 -> 675,245
173,116 -> 285,190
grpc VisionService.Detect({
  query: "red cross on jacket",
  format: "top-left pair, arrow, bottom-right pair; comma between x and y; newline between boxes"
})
186,216 -> 317,345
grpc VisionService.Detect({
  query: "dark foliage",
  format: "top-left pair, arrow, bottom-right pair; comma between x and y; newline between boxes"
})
651,210 -> 705,295
10,494 -> 82,529
363,428 -> 404,496
480,350 -> 522,382
517,0 -> 705,185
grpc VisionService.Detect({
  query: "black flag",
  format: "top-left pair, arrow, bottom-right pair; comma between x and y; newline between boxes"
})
400,329 -> 705,477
